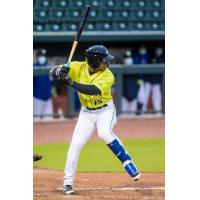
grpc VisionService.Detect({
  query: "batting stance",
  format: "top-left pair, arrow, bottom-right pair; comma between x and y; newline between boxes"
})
49,45 -> 141,195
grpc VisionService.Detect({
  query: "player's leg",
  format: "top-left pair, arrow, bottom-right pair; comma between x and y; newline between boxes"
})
42,98 -> 54,120
63,111 -> 96,189
121,96 -> 130,112
97,106 -> 141,180
33,97 -> 43,120
129,99 -> 137,113
141,82 -> 152,113
152,84 -> 162,112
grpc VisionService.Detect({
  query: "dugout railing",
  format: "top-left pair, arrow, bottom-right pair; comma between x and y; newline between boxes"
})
33,64 -> 165,117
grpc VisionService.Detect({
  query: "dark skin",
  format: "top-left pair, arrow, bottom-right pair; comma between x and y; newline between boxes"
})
88,61 -> 108,75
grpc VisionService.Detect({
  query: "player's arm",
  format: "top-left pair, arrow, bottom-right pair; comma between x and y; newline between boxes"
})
65,77 -> 101,95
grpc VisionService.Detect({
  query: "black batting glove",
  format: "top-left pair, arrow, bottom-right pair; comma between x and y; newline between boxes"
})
59,66 -> 70,79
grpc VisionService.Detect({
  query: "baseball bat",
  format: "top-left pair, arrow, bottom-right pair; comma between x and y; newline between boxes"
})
67,5 -> 91,64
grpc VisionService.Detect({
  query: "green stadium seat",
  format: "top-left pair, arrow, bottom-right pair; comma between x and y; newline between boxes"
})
97,22 -> 112,31
106,0 -> 115,7
100,10 -> 114,18
120,1 -> 131,8
51,23 -> 62,31
34,9 -> 49,20
152,10 -> 160,18
52,0 -> 68,8
88,10 -> 98,18
34,23 -> 45,31
137,10 -> 145,18
85,23 -> 96,31
120,11 -> 130,19
116,22 -> 129,30
137,0 -> 146,8
136,22 -> 144,30
71,0 -> 84,8
153,0 -> 161,8
35,0 -> 52,8
90,0 -> 100,7
50,9 -> 66,20
69,10 -> 81,18
68,23 -> 78,31
151,22 -> 159,30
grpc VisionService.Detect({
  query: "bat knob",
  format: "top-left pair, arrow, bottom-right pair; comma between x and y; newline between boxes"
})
65,62 -> 70,68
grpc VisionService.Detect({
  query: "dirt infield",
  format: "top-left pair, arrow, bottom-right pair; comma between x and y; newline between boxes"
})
34,169 -> 164,200
33,117 -> 165,144
33,117 -> 165,200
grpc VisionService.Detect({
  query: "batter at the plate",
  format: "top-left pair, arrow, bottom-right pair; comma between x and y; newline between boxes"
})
49,45 -> 141,195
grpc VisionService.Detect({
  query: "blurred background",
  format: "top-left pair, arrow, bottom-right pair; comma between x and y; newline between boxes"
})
33,0 -> 165,121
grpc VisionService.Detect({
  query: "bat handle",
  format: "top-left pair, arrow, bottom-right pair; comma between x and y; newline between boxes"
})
67,40 -> 79,64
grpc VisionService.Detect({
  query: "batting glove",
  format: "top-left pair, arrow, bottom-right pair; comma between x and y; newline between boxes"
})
59,62 -> 70,79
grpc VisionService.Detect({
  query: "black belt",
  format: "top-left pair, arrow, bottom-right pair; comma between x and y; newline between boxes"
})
86,104 -> 108,111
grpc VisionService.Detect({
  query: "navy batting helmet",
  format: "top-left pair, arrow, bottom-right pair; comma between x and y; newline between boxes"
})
85,45 -> 114,68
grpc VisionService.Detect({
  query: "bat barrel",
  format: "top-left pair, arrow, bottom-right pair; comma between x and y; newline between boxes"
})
75,5 -> 91,41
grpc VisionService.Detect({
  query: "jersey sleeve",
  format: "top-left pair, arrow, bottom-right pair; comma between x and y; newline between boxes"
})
92,73 -> 114,95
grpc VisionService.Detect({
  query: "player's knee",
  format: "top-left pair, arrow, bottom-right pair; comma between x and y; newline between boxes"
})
98,131 -> 114,144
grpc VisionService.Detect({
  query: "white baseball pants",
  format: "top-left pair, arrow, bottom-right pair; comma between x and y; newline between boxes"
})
64,101 -> 118,186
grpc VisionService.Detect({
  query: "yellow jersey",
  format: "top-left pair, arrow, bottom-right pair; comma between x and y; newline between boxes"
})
64,61 -> 114,108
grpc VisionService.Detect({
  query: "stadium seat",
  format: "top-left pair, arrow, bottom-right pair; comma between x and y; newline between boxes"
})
34,23 -> 45,31
97,22 -> 112,31
50,9 -> 66,20
136,22 -> 144,30
89,10 -> 97,18
153,0 -> 161,8
85,23 -> 96,31
137,0 -> 146,8
106,0 -> 115,7
116,22 -> 129,30
151,22 -> 159,30
120,11 -> 129,18
120,1 -> 131,8
152,10 -> 160,18
51,23 -> 61,31
52,0 -> 68,8
135,10 -> 145,19
106,10 -> 114,18
35,0 -> 52,8
91,0 -> 99,7
34,9 -> 49,20
76,0 -> 83,7
69,23 -> 78,31
69,10 -> 81,18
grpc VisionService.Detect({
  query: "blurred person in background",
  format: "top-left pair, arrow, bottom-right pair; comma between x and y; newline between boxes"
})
133,44 -> 150,113
33,49 -> 53,120
121,50 -> 140,114
139,46 -> 164,114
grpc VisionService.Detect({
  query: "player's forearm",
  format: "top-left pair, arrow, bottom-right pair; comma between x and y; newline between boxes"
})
71,81 -> 101,95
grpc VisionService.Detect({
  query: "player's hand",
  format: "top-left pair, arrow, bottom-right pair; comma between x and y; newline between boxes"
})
49,62 -> 70,80
59,63 -> 70,79
49,66 -> 60,79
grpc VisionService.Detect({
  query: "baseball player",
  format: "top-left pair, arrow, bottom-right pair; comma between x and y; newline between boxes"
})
49,45 -> 141,195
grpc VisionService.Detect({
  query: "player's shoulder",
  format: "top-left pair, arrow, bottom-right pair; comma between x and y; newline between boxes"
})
70,61 -> 85,68
104,68 -> 115,80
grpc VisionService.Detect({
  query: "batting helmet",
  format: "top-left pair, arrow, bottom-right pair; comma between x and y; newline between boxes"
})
85,45 -> 114,68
